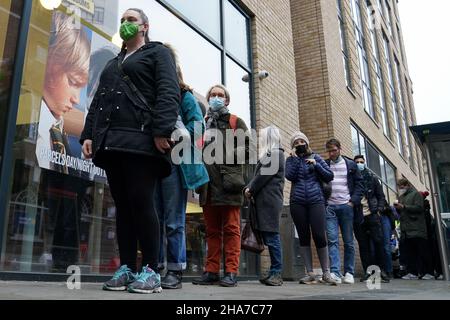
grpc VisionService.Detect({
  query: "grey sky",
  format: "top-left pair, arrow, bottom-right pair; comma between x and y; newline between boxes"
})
398,0 -> 450,125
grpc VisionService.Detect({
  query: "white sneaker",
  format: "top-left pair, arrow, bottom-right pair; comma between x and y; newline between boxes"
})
330,273 -> 342,284
343,272 -> 354,284
437,275 -> 444,280
402,273 -> 419,280
421,274 -> 435,280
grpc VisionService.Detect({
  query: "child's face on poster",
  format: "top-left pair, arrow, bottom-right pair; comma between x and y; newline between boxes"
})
45,66 -> 87,119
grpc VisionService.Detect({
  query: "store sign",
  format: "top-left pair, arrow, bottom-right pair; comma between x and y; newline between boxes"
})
66,0 -> 95,15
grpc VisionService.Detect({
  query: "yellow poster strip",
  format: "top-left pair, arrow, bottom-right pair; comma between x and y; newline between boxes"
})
66,0 -> 94,15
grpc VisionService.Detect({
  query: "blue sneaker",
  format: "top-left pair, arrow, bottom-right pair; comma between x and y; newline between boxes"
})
103,265 -> 137,291
127,265 -> 163,294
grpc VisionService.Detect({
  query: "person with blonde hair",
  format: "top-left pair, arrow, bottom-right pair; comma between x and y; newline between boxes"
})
37,11 -> 91,173
244,126 -> 285,286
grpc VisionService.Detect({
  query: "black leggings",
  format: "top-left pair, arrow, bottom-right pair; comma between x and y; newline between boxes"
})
290,203 -> 327,248
104,152 -> 160,273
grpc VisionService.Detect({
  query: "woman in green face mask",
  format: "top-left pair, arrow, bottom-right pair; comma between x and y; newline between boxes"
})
81,7 -> 180,294
119,8 -> 150,49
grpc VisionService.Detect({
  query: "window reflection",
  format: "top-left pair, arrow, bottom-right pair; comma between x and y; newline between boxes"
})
0,0 -> 23,167
164,0 -> 221,43
224,0 -> 249,67
118,1 -> 222,98
226,57 -> 251,128
1,0 -> 255,276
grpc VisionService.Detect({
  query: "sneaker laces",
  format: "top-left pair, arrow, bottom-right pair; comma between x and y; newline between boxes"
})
136,265 -> 157,283
112,265 -> 132,280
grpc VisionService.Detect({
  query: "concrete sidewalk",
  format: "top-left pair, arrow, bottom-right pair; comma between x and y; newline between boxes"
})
0,279 -> 449,300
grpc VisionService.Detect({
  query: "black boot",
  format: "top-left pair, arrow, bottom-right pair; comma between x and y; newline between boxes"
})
161,270 -> 182,289
220,273 -> 238,287
192,272 -> 220,285
380,271 -> 391,283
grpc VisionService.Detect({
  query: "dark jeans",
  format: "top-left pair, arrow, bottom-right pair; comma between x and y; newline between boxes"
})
104,152 -> 160,273
290,203 -> 327,248
404,237 -> 433,276
354,214 -> 386,273
261,231 -> 283,274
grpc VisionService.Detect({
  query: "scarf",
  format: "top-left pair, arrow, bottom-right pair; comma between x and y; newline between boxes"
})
361,169 -> 373,194
206,105 -> 230,129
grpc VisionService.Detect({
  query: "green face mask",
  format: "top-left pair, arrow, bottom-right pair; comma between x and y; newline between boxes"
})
120,21 -> 141,41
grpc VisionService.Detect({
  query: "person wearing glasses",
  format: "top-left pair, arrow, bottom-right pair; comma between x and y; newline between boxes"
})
192,84 -> 249,287
324,138 -> 363,284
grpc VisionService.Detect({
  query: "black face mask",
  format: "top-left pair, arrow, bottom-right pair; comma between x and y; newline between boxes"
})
295,145 -> 307,156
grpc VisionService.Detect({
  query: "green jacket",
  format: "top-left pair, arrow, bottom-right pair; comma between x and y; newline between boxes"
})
198,114 -> 249,207
398,187 -> 427,239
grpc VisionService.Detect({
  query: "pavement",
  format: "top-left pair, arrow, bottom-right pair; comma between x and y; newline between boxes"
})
0,278 -> 449,300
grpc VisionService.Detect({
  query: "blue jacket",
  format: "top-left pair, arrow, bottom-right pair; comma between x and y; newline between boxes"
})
178,90 -> 209,190
325,157 -> 364,206
285,153 -> 334,205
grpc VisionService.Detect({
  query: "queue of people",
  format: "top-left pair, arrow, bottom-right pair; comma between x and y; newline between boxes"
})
78,7 -> 443,294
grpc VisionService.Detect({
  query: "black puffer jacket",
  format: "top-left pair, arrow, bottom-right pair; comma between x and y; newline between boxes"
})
80,42 -> 179,178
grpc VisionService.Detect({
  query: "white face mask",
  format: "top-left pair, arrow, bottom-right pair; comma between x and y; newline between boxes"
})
398,188 -> 407,196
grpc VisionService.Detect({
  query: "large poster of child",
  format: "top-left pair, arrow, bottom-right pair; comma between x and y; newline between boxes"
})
35,11 -> 118,181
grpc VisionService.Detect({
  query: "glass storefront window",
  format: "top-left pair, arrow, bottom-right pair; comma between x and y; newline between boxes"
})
1,0 -> 255,276
0,0 -> 24,167
0,2 -> 122,273
163,0 -> 221,43
431,140 -> 450,213
224,0 -> 249,68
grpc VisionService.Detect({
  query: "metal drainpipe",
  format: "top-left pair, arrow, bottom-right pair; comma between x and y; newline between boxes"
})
424,137 -> 450,281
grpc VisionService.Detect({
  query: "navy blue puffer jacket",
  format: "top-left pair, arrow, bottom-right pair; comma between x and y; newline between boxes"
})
285,153 -> 334,205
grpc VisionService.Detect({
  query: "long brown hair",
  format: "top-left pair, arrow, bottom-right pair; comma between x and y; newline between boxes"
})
164,43 -> 193,92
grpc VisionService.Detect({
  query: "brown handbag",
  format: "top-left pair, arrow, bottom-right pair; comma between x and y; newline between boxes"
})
241,199 -> 265,254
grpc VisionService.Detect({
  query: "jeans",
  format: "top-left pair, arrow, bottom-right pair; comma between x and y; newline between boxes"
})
326,204 -> 355,276
380,214 -> 393,273
261,231 -> 283,274
155,165 -> 188,271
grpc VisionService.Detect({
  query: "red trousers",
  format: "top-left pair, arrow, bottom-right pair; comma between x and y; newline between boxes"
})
203,205 -> 241,274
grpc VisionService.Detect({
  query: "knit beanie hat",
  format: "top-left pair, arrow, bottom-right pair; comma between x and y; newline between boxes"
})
290,131 -> 310,148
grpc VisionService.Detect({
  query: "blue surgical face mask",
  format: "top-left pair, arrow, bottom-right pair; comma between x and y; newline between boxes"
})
357,163 -> 365,172
209,97 -> 225,111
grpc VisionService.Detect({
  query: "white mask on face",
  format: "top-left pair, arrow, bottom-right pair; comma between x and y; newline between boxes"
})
398,188 -> 407,196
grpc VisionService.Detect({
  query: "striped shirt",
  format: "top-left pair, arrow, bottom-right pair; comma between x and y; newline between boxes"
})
328,158 -> 351,205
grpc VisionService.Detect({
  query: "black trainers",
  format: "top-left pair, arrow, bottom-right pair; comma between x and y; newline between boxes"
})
103,265 -> 137,291
381,271 -> 391,283
161,271 -> 182,289
192,272 -> 220,285
265,273 -> 283,286
360,273 -> 371,282
220,273 -> 238,287
259,274 -> 270,285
